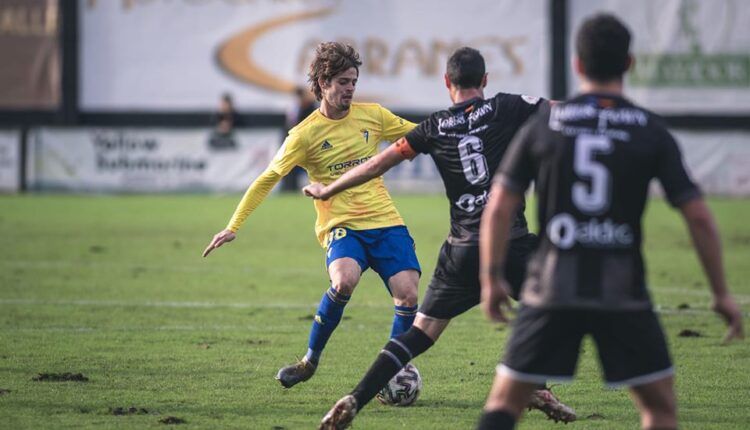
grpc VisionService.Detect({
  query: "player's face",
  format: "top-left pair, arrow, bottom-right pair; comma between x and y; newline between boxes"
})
321,67 -> 358,112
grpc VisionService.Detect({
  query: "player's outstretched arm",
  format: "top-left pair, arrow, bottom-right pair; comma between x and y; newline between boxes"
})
303,138 -> 409,200
202,168 -> 282,257
479,183 -> 522,323
679,197 -> 744,342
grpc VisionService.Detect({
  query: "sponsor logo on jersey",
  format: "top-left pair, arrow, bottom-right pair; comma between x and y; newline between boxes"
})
547,213 -> 634,250
321,140 -> 333,151
438,114 -> 466,133
455,190 -> 489,213
467,102 -> 493,127
327,156 -> 372,173
361,129 -> 369,144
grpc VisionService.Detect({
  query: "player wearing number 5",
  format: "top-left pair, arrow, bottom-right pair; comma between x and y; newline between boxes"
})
307,47 -> 576,429
477,14 -> 743,430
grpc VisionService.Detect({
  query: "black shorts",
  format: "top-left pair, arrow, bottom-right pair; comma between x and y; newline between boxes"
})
418,233 -> 538,320
500,306 -> 673,387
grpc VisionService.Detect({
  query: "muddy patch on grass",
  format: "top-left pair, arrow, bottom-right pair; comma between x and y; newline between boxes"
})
197,343 -> 212,349
678,329 -> 702,337
0,388 -> 10,396
586,413 -> 605,420
89,245 -> 106,254
246,339 -> 269,346
677,303 -> 690,310
159,416 -> 186,425
33,372 -> 89,382
110,406 -> 150,415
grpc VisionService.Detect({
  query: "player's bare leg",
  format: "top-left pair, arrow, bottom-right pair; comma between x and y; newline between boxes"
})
277,258 -> 362,388
477,373 -> 537,429
388,270 -> 419,308
482,368 -> 576,424
629,375 -> 677,430
413,313 -> 450,341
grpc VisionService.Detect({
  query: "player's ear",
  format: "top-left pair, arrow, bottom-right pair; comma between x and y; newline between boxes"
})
481,73 -> 487,89
444,73 -> 451,90
625,54 -> 634,73
573,55 -> 584,77
318,77 -> 329,92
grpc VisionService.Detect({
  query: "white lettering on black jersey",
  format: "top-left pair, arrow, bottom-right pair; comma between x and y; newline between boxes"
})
405,93 -> 544,245
497,93 -> 701,310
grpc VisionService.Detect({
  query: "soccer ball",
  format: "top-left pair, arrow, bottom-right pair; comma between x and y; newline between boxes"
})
376,363 -> 422,406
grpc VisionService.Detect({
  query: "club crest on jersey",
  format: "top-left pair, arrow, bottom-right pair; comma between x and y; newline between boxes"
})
320,140 -> 333,151
360,129 -> 369,144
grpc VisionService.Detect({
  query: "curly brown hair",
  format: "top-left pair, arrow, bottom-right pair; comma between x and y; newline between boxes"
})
307,42 -> 362,101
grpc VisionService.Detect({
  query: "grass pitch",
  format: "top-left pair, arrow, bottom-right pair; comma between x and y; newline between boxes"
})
0,194 -> 748,429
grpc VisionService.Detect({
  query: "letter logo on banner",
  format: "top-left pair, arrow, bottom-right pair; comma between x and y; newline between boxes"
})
630,0 -> 749,88
216,4 -> 338,94
213,0 -> 531,99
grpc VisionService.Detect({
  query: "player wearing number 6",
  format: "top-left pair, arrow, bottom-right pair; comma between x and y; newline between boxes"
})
307,47 -> 576,429
477,14 -> 743,430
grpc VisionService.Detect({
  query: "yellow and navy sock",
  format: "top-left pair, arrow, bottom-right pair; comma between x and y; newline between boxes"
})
305,286 -> 350,364
390,304 -> 418,339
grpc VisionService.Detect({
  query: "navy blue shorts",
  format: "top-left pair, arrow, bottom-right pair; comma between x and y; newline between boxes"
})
325,225 -> 421,289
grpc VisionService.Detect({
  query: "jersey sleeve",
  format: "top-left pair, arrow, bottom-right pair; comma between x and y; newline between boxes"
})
403,120 -> 431,154
656,129 -> 702,207
379,105 -> 417,142
269,132 -> 306,176
494,116 -> 537,194
497,93 -> 545,126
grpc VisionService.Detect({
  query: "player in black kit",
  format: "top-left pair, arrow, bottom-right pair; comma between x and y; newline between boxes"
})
304,47 -> 576,429
477,14 -> 744,430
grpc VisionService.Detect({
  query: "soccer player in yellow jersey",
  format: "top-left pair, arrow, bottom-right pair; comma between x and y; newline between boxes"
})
202,42 -> 421,388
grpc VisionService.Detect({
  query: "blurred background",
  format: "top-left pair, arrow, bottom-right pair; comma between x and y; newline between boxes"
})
0,0 -> 748,196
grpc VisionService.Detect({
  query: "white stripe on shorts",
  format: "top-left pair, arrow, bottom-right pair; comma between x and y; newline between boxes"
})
606,366 -> 674,389
496,364 -> 574,385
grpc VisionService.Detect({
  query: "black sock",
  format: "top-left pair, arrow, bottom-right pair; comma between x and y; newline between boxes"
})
351,326 -> 434,408
476,410 -> 516,430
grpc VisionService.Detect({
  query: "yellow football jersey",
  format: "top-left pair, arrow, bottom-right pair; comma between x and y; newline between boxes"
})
270,103 -> 416,247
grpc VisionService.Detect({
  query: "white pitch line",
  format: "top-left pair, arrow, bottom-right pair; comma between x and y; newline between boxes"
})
0,259 -> 326,275
653,287 -> 750,304
0,298 -> 392,309
2,324 -> 300,332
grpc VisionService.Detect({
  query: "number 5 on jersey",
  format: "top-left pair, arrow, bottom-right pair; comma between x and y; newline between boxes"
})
573,135 -> 613,214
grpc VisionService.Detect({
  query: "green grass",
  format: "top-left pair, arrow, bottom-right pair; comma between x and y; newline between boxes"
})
0,194 -> 748,429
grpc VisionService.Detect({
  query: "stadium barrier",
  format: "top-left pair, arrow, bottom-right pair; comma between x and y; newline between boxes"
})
0,129 -> 21,193
13,127 -> 750,196
25,127 -> 281,193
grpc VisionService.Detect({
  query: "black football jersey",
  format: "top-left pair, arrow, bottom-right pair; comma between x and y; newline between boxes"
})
404,93 -> 544,245
497,93 -> 701,310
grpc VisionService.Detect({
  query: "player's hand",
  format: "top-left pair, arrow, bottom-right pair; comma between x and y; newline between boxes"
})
711,294 -> 744,343
480,274 -> 512,323
302,183 -> 330,200
202,229 -> 236,257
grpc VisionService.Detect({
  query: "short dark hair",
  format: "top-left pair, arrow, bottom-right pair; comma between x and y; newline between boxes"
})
576,14 -> 631,82
307,42 -> 362,101
446,47 -> 485,89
